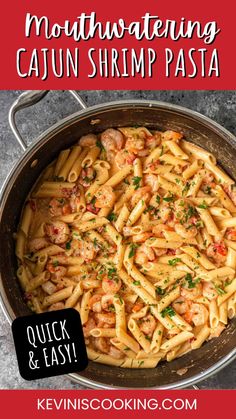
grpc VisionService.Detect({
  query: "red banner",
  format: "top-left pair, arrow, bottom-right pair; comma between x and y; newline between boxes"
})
0,0 -> 235,89
0,389 -> 235,419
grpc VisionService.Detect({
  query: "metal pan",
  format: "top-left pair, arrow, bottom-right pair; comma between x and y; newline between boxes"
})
0,90 -> 235,389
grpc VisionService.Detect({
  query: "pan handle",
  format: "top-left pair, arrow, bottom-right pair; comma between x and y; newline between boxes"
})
8,90 -> 88,151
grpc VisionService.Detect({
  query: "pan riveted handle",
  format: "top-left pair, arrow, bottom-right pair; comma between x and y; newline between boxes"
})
8,90 -> 88,151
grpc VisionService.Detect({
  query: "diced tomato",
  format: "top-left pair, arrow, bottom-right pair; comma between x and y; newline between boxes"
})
62,204 -> 72,215
29,199 -> 36,211
127,154 -> 136,165
214,241 -> 227,256
167,249 -> 176,255
226,228 -> 236,241
132,302 -> 144,313
149,160 -> 160,171
46,263 -> 56,273
183,311 -> 193,324
189,216 -> 198,225
86,203 -> 99,214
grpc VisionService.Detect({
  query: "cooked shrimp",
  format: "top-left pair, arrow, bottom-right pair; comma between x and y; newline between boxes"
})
158,203 -> 172,223
101,294 -> 114,311
94,337 -> 110,354
200,171 -> 216,193
225,228 -> 236,241
102,275 -> 122,294
206,241 -> 227,266
132,232 -> 153,243
79,133 -> 97,147
130,186 -> 151,207
47,264 -> 67,280
109,345 -> 125,359
114,149 -> 136,169
174,164 -> 186,175
190,303 -> 209,326
101,129 -> 124,161
49,198 -> 68,217
69,195 -> 83,213
181,283 -> 203,301
28,237 -> 49,253
125,137 -> 145,154
174,223 -> 198,239
42,281 -> 57,295
153,248 -> 168,257
95,312 -> 116,326
135,244 -> 155,264
174,198 -> 188,214
152,224 -> 172,238
78,167 -> 96,187
95,185 -> 116,208
162,130 -> 183,141
201,170 -> 215,186
139,314 -> 156,336
89,294 -> 102,313
45,221 -> 70,244
202,281 -> 218,300
48,302 -> 65,311
224,185 -> 236,206
146,132 -> 161,149
143,174 -> 159,192
77,240 -> 96,261
83,317 -> 96,337
172,297 -> 190,315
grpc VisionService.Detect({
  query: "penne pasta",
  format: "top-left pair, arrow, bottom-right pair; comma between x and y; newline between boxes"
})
15,125 -> 236,370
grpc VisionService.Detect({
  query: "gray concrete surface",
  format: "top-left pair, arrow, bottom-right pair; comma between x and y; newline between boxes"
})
0,90 -> 235,389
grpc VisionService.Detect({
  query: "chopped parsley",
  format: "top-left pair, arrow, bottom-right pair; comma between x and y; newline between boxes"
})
132,176 -> 142,190
198,201 -> 209,209
185,273 -> 200,289
205,186 -> 212,195
83,176 -> 91,184
156,286 -> 165,296
163,194 -> 174,202
161,306 -> 176,318
156,195 -> 161,204
168,258 -> 181,266
182,182 -> 190,196
52,260 -> 59,268
196,220 -> 204,229
215,286 -> 226,296
65,240 -> 72,250
107,267 -> 117,279
133,280 -> 141,286
128,243 -> 139,258
52,175 -> 64,182
96,139 -> 105,150
114,294 -> 124,304
185,205 -> 197,221
144,205 -> 159,216
160,145 -> 164,156
107,212 -> 118,222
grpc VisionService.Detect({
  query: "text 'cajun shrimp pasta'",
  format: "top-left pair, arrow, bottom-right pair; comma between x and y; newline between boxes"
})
15,126 -> 236,368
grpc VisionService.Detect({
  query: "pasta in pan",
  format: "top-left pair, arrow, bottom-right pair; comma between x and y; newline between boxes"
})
15,127 -> 236,368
